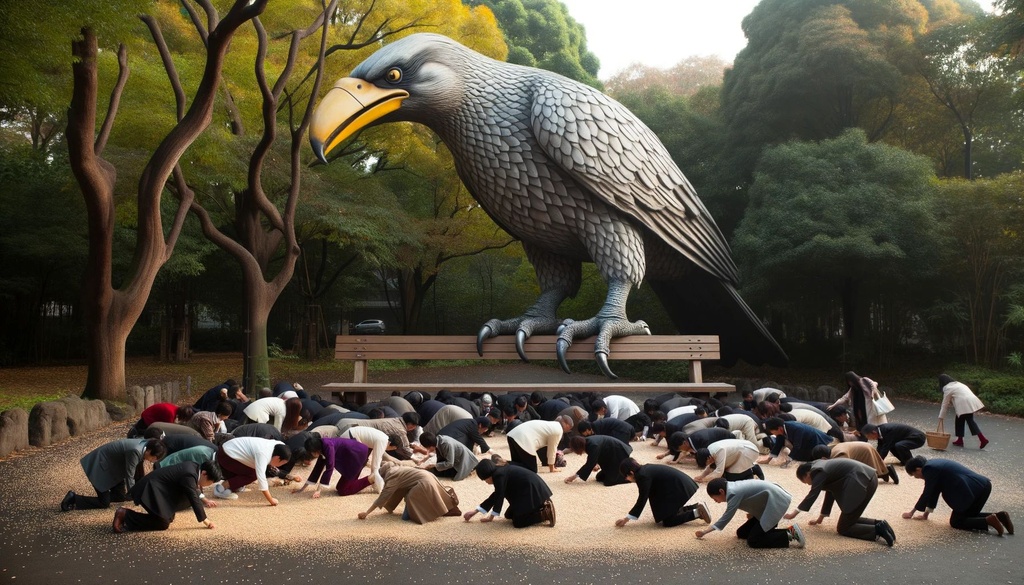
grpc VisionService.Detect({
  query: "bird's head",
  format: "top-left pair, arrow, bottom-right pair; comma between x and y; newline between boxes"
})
310,33 -> 470,163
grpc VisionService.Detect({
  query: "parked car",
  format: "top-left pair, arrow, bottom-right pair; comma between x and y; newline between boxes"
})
352,319 -> 386,334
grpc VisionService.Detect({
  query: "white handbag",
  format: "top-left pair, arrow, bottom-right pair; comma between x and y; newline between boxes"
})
872,391 -> 895,415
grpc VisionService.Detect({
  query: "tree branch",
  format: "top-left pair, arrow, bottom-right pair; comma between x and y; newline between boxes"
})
95,43 -> 129,156
140,15 -> 187,121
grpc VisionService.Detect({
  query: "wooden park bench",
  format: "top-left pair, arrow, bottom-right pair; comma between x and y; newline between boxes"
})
322,334 -> 735,406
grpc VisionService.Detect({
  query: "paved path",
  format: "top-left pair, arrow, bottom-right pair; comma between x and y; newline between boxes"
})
1,365 -> 1021,584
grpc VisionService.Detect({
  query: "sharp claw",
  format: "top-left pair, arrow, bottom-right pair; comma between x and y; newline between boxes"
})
515,330 -> 530,362
556,339 -> 572,374
596,352 -> 617,380
476,326 -> 493,356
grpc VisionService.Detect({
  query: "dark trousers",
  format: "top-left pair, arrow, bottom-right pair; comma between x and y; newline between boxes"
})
724,465 -> 765,481
955,413 -> 982,437
891,439 -> 924,464
126,419 -> 146,438
507,438 -> 544,473
836,480 -> 879,540
736,517 -> 791,548
951,480 -> 993,531
504,506 -> 543,528
215,445 -> 257,491
122,508 -> 172,531
432,466 -> 458,479
595,469 -> 627,486
75,482 -> 128,509
661,504 -> 700,528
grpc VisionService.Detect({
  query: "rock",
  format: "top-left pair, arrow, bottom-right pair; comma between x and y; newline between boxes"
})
60,395 -> 87,436
104,400 -> 136,422
144,385 -> 155,409
28,401 -> 69,447
0,408 -> 30,457
816,385 -> 840,402
126,386 -> 145,413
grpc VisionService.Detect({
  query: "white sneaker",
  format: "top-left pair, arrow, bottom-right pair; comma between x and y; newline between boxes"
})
213,483 -> 238,500
696,502 -> 712,524
788,524 -> 805,548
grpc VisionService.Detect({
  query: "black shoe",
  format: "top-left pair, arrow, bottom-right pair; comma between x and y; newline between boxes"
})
61,490 -> 76,512
876,520 -> 895,547
887,465 -> 900,485
541,499 -> 556,527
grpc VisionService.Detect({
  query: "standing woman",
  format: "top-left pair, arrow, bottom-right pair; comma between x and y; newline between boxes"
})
830,371 -> 886,430
938,374 -> 987,448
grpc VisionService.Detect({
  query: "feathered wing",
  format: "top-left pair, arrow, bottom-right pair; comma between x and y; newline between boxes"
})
529,75 -> 787,366
529,77 -> 738,285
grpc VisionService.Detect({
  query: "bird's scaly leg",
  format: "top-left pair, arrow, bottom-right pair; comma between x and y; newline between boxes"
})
476,289 -> 568,360
556,279 -> 650,378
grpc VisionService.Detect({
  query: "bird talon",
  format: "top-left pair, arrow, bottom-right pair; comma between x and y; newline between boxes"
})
515,330 -> 530,362
556,339 -> 573,374
596,351 -> 617,379
476,325 -> 493,356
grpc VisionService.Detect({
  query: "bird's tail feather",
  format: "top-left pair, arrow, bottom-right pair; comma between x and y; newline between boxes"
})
649,276 -> 788,367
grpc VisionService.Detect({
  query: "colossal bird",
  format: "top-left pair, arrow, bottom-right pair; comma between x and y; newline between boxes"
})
310,33 -> 787,377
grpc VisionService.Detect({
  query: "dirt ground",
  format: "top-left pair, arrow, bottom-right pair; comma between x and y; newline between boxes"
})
0,364 -> 1021,585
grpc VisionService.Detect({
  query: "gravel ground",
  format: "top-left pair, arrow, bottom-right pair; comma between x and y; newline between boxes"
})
1,364 -> 1021,584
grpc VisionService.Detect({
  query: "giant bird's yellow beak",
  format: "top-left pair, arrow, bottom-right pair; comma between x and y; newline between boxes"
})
309,77 -> 409,163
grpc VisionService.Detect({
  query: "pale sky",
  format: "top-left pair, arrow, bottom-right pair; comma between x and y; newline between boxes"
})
559,0 -> 999,80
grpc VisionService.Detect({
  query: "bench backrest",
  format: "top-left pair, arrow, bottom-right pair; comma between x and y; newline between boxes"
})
334,334 -> 720,361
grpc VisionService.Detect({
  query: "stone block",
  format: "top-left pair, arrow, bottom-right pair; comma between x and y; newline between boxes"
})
144,386 -> 155,409
28,401 -> 69,447
816,385 -> 840,402
0,408 -> 29,457
126,386 -> 145,413
104,400 -> 136,422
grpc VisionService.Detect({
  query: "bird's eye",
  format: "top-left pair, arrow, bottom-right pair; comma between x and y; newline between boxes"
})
385,68 -> 402,83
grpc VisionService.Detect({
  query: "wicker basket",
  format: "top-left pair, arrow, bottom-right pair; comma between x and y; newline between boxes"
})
926,420 -> 951,450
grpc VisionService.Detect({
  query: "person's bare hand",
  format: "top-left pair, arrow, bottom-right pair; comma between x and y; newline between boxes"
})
268,497 -> 279,506
480,514 -> 494,523
203,499 -> 218,509
783,510 -> 798,520
311,491 -> 321,499
615,518 -> 629,528
205,520 -> 216,530
357,512 -> 368,520
463,510 -> 477,522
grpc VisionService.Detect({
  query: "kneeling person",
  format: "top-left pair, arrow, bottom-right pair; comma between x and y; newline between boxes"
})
358,465 -> 461,524
112,460 -> 222,533
785,459 -> 896,546
615,458 -> 710,528
463,460 -> 555,528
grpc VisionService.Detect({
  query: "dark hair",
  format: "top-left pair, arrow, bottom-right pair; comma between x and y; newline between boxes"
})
860,424 -> 879,437
214,401 -> 234,417
716,405 -> 734,416
201,460 -> 224,483
618,457 -> 642,478
282,398 -> 305,433
144,439 -> 168,459
576,421 -> 594,434
695,448 -> 711,468
706,478 -> 728,496
304,436 -> 324,457
650,411 -> 667,423
500,404 -> 516,417
694,406 -> 709,417
827,405 -> 848,419
705,398 -> 724,411
796,461 -> 814,481
905,455 -> 927,475
402,412 -> 420,426
569,435 -> 587,454
763,417 -> 785,432
405,391 -> 424,408
272,444 -> 292,461
475,459 -> 497,480
765,392 -> 781,404
143,427 -> 165,440
742,390 -> 753,399
475,416 -> 492,430
530,391 -> 544,404
668,432 -> 688,451
419,432 -> 437,448
590,398 -> 607,413
938,374 -> 954,392
714,418 -> 730,429
368,408 -> 385,419
487,407 -> 502,420
650,422 -> 666,436
643,399 -> 659,414
810,445 -> 831,460
514,396 -> 528,408
175,406 -> 195,422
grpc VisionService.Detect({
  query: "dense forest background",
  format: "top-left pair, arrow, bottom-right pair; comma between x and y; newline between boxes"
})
2,0 -> 1024,397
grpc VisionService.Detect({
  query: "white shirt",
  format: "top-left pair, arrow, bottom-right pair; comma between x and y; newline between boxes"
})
220,436 -> 283,491
506,420 -> 563,466
243,397 -> 287,430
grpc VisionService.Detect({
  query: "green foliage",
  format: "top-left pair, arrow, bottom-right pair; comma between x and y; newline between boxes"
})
733,129 -> 940,357
903,365 -> 1024,417
466,0 -> 602,87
